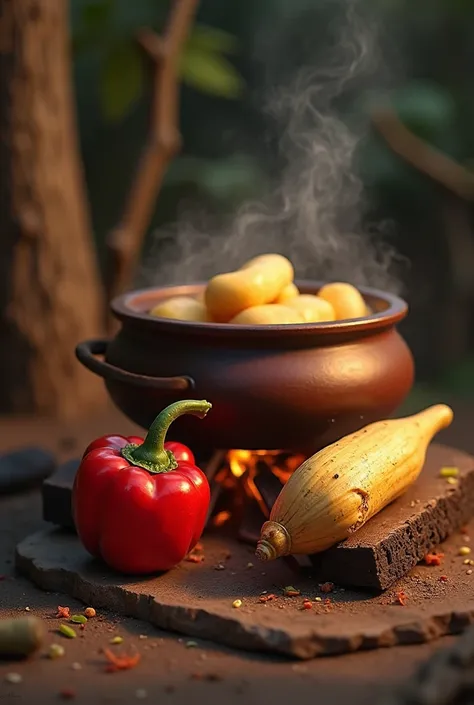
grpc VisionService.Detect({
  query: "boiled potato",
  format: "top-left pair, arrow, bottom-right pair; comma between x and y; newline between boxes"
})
230,304 -> 304,325
286,295 -> 335,322
317,282 -> 367,320
150,296 -> 209,322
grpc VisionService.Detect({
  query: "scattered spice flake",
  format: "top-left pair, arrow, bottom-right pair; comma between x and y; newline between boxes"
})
396,591 -> 407,606
301,600 -> 312,610
70,614 -> 87,624
59,624 -> 76,639
320,582 -> 335,594
103,648 -> 140,673
186,553 -> 204,563
440,575 -> 449,583
440,466 -> 459,478
259,593 -> 277,603
283,586 -> 300,597
459,546 -> 471,556
464,559 -> 474,566
84,607 -> 96,618
56,606 -> 70,619
213,563 -> 225,571
314,596 -> 322,602
48,644 -> 65,660
59,688 -> 76,700
246,562 -> 254,569
446,477 -> 458,486
424,553 -> 443,566
24,606 -> 30,612
186,640 -> 198,648
110,636 -> 123,645
232,599 -> 242,608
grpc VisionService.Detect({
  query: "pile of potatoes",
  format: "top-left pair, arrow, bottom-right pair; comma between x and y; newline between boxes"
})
149,254 -> 370,325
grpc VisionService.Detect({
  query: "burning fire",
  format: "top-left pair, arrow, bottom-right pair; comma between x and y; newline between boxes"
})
228,449 -> 304,482
208,449 -> 306,540
227,449 -> 305,518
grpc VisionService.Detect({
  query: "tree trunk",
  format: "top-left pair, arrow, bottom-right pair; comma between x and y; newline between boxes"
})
0,0 -> 106,418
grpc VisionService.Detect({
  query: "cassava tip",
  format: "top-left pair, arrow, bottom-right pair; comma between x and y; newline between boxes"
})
256,520 -> 291,561
414,404 -> 454,434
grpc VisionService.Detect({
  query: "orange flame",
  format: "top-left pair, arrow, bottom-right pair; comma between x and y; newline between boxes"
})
226,449 -> 305,517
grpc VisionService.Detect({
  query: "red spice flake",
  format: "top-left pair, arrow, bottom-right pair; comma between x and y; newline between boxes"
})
59,689 -> 76,700
395,591 -> 407,606
282,586 -> 300,597
439,575 -> 449,583
259,593 -> 277,603
56,606 -> 70,619
301,600 -> 312,610
424,553 -> 443,566
103,648 -> 141,673
319,582 -> 335,594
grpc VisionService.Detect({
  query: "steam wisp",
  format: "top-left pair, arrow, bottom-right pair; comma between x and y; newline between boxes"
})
141,1 -> 403,294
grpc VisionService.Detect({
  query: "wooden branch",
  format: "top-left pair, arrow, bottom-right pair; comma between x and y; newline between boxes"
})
372,108 -> 474,201
105,0 -> 199,327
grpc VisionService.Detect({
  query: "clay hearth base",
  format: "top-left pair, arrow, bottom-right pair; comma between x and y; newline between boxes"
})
15,520 -> 474,660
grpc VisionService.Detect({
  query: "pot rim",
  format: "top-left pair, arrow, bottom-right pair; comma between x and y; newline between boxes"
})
111,280 -> 408,339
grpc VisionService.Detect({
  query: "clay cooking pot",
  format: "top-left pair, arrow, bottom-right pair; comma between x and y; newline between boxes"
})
76,281 -> 414,457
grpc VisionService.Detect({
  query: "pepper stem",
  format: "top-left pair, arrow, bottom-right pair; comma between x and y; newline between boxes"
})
121,400 -> 212,474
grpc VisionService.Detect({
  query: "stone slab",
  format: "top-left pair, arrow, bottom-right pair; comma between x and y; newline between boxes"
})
42,458 -> 79,529
15,517 -> 474,660
314,444 -> 474,590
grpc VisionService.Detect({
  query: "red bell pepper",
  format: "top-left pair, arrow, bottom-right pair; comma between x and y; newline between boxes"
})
72,399 -> 212,574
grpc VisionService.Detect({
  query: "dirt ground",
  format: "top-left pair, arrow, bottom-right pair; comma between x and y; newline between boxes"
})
1,398 -> 474,705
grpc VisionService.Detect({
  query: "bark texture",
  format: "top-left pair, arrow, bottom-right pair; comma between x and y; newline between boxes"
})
0,0 -> 105,417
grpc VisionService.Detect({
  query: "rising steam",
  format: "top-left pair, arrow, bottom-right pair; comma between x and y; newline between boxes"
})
140,0 -> 403,293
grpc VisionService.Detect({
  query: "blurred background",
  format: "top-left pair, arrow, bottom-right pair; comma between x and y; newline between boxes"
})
2,0 -> 474,422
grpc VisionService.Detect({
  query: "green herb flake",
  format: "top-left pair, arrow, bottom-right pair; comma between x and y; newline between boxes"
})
59,624 -> 77,639
70,614 -> 88,624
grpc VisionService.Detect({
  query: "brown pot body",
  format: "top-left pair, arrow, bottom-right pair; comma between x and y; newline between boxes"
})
76,281 -> 414,456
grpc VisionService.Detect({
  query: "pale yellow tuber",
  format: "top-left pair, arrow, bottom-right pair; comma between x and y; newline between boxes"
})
256,404 -> 454,561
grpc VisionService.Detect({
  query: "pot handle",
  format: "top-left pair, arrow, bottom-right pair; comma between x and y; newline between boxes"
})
75,340 -> 194,391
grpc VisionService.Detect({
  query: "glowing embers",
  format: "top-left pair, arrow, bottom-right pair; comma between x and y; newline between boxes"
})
207,449 -> 305,543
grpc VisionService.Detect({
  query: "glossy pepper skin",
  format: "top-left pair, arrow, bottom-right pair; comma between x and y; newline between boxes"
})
72,400 -> 212,575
